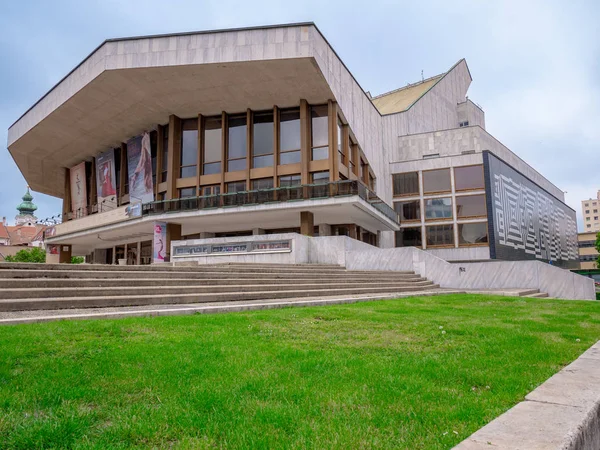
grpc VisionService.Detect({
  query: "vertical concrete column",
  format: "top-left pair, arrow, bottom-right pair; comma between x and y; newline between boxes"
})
300,211 -> 314,237
348,225 -> 358,240
111,246 -> 116,265
318,224 -> 332,236
136,241 -> 141,265
58,245 -> 72,264
166,223 -> 182,262
123,243 -> 128,265
299,99 -> 310,185
252,228 -> 266,235
166,115 -> 182,200
62,167 -> 71,218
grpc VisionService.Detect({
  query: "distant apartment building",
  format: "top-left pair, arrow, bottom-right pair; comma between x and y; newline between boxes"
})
582,191 -> 600,232
578,231 -> 598,269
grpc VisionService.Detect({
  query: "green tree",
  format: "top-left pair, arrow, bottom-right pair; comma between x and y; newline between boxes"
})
71,256 -> 85,264
4,247 -> 46,263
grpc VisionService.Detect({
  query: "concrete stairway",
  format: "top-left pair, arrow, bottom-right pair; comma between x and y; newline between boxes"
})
0,263 -> 442,312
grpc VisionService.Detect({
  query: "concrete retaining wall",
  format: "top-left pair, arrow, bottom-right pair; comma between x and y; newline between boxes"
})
345,246 -> 595,300
454,341 -> 600,449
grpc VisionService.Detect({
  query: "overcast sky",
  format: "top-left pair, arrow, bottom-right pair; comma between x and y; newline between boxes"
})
1,0 -> 598,229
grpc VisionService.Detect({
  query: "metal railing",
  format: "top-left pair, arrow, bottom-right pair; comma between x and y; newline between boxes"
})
142,180 -> 399,224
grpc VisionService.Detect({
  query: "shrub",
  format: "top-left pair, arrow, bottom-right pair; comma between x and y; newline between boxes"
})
4,247 -> 46,263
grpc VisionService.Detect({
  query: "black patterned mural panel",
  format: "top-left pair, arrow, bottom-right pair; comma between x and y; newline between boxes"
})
483,151 -> 578,269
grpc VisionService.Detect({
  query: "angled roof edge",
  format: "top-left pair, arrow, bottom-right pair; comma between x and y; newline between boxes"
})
9,22 -> 318,129
379,58 -> 471,116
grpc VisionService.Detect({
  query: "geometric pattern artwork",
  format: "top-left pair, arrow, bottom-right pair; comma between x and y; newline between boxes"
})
485,152 -> 578,267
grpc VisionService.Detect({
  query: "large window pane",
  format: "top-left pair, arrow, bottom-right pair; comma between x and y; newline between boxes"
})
226,181 -> 246,193
203,117 -> 222,175
228,115 -> 247,171
423,168 -> 451,194
251,178 -> 274,190
312,171 -> 329,184
181,130 -> 198,166
455,165 -> 484,191
253,112 -> 274,156
395,227 -> 422,247
253,154 -> 274,168
311,105 -> 328,147
394,200 -> 420,221
280,150 -> 301,165
279,174 -> 301,187
426,224 -> 454,247
458,222 -> 488,245
392,172 -> 419,196
280,109 -> 300,151
425,197 -> 453,220
456,194 -> 487,218
311,105 -> 328,161
179,187 -> 196,198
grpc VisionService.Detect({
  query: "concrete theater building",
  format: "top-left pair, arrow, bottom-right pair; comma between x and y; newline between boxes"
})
7,23 -> 578,269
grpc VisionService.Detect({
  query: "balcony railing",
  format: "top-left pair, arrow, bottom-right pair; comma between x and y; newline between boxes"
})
142,180 -> 399,224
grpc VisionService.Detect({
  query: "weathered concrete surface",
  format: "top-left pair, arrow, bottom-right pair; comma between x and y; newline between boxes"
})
454,341 -> 600,450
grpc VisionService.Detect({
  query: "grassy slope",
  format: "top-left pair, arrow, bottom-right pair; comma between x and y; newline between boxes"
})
1,294 -> 599,449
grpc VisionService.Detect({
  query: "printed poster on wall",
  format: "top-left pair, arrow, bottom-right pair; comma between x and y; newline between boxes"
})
95,149 -> 117,209
153,222 -> 167,263
127,132 -> 154,204
70,161 -> 87,217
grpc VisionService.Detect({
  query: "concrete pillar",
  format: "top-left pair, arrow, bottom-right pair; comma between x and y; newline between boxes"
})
318,224 -> 332,236
166,223 -> 182,262
300,211 -> 314,237
252,228 -> 266,235
111,246 -> 116,265
136,241 -> 141,265
58,244 -> 72,264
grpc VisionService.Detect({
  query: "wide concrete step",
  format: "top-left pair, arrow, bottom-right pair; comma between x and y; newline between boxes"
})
0,285 -> 440,312
523,292 -> 549,298
0,269 -> 417,280
0,263 -> 346,273
0,276 -> 428,289
0,281 -> 436,299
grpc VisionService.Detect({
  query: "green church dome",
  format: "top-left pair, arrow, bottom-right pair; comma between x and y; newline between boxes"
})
16,187 -> 38,216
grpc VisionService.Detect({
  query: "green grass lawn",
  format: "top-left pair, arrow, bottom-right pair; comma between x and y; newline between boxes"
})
1,294 -> 600,449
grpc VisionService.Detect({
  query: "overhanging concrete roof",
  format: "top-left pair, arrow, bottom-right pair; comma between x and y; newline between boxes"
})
7,23 -> 340,198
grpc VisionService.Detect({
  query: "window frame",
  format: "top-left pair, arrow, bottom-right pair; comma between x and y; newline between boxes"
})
455,193 -> 487,219
203,116 -> 222,176
457,221 -> 489,247
424,196 -> 453,221
392,172 -> 420,197
453,164 -> 485,192
425,224 -> 455,248
422,168 -> 451,195
227,114 -> 247,172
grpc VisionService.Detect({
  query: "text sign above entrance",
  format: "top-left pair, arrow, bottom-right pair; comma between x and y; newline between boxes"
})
172,239 -> 292,258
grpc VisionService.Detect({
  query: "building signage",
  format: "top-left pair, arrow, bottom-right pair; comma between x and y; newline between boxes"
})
483,151 -> 578,268
127,132 -> 154,204
69,161 -> 87,217
153,222 -> 167,263
173,240 -> 292,257
95,148 -> 117,209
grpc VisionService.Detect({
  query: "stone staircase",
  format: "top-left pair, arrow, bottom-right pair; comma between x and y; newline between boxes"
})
0,262 -> 443,313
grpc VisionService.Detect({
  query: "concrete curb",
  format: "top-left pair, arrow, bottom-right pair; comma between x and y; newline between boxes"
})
0,290 -> 465,325
453,341 -> 600,450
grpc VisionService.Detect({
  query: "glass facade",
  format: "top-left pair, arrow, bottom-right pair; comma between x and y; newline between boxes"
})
179,187 -> 196,198
426,224 -> 454,247
422,169 -> 451,194
394,200 -> 420,221
227,115 -> 247,172
454,165 -> 484,191
395,227 -> 422,247
253,111 -> 274,168
226,181 -> 246,193
280,108 -> 301,165
458,222 -> 488,246
312,171 -> 330,184
311,105 -> 328,161
392,172 -> 419,196
279,174 -> 301,187
251,177 -> 274,190
180,119 -> 198,178
425,197 -> 452,220
203,117 -> 222,175
456,194 -> 486,218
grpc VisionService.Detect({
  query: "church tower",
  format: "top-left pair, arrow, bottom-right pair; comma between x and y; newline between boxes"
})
15,187 -> 38,226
